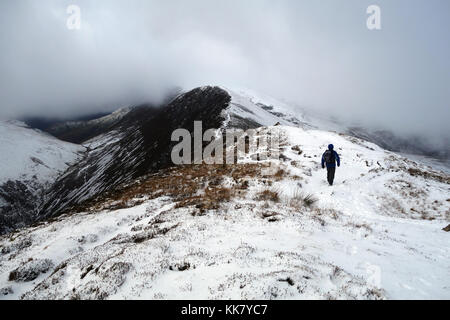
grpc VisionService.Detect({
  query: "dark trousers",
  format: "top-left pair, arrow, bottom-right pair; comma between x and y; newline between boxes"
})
327,167 -> 336,185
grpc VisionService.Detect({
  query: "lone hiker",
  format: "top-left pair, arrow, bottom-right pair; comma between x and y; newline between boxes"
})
321,144 -> 340,186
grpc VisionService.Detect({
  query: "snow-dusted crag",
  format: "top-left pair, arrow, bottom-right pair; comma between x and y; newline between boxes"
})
38,87 -> 231,219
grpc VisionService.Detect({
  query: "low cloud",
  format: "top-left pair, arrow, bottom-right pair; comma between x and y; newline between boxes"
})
0,0 -> 449,145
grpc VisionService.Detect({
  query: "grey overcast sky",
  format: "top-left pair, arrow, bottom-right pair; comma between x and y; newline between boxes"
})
0,0 -> 449,143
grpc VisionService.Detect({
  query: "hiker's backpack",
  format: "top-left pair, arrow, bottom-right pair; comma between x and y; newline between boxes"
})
323,150 -> 335,164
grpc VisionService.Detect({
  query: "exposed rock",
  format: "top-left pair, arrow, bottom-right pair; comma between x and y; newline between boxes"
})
8,259 -> 54,282
1,237 -> 33,255
77,234 -> 99,244
0,286 -> 13,296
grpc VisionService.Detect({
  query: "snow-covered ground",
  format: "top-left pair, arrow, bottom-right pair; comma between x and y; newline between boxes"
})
1,125 -> 448,300
0,120 -> 85,186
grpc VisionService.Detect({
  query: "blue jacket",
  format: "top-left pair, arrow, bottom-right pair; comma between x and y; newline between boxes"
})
322,149 -> 340,168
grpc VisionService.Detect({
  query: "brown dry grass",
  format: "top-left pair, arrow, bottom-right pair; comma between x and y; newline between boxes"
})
407,168 -> 450,184
273,168 -> 286,180
257,189 -> 280,202
74,163 -> 268,213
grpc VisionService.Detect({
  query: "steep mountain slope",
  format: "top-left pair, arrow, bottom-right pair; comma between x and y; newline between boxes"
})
0,121 -> 84,234
0,124 -> 448,300
38,86 -> 231,219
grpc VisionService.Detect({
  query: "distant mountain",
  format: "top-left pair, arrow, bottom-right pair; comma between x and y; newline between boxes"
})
347,127 -> 450,160
0,121 -> 84,234
22,112 -> 110,133
44,107 -> 133,144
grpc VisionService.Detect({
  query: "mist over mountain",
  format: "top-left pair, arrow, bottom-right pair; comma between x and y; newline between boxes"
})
1,0 -> 450,302
1,0 -> 449,149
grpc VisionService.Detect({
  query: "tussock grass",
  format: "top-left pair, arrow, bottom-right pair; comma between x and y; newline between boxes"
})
288,188 -> 318,210
303,194 -> 318,207
257,189 -> 280,202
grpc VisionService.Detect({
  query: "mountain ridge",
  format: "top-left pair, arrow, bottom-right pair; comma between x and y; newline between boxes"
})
1,86 -> 449,235
1,121 -> 448,299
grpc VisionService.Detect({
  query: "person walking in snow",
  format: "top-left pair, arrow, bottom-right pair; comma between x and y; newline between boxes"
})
321,144 -> 340,186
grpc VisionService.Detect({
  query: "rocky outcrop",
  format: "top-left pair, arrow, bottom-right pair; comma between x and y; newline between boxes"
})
39,86 -> 231,219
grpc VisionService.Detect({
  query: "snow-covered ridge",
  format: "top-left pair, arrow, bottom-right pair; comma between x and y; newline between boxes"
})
221,86 -> 350,132
221,87 -> 450,168
1,124 -> 448,300
0,86 -> 449,299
